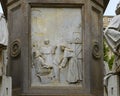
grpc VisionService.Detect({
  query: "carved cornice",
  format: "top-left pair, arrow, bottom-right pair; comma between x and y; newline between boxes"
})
91,0 -> 109,10
103,0 -> 110,12
0,0 -> 110,19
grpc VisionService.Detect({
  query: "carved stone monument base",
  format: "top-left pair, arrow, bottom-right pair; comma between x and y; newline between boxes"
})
4,0 -> 109,96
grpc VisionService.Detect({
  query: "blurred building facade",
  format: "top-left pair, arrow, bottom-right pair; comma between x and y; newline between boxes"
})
103,15 -> 114,30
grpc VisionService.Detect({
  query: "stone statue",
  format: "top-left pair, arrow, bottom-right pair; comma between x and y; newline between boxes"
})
104,2 -> 120,96
0,13 -> 11,96
0,13 -> 8,47
104,1 -> 120,73
0,13 -> 8,76
0,13 -> 8,75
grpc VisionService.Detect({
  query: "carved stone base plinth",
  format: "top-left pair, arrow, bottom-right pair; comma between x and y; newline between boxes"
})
4,0 -> 109,96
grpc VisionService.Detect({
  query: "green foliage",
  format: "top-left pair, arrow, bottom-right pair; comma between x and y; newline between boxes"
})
104,41 -> 109,61
108,55 -> 115,69
104,40 -> 115,70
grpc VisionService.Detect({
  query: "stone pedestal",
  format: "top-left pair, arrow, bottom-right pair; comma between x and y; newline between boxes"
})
6,0 -> 109,96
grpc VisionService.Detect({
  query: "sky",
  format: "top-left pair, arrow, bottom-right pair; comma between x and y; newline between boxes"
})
0,0 -> 120,15
104,0 -> 120,16
0,3 -> 3,13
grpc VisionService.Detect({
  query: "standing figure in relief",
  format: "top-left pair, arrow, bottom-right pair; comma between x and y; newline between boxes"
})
104,1 -> 120,73
53,44 -> 65,82
59,45 -> 79,84
40,39 -> 56,67
72,32 -> 83,81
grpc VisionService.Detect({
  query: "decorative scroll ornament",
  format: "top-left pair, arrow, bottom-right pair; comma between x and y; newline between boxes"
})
92,41 -> 101,59
10,39 -> 21,57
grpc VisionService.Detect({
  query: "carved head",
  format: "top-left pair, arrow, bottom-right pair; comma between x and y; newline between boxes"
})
33,51 -> 42,58
60,45 -> 66,51
44,39 -> 50,45
116,1 -> 120,15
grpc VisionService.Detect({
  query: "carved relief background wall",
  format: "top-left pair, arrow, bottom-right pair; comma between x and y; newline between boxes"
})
31,8 -> 83,87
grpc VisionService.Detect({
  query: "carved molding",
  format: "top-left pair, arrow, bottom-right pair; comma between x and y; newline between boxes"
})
92,41 -> 101,59
10,39 -> 21,57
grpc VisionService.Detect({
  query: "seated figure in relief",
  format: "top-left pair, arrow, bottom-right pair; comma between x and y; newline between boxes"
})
32,51 -> 53,81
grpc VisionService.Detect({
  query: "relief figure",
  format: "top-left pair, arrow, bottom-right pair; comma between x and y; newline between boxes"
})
33,39 -> 58,82
59,45 -> 80,84
32,51 -> 53,82
53,45 -> 63,82
40,39 -> 56,67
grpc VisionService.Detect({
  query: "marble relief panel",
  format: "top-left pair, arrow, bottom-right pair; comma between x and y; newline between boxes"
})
31,8 -> 83,87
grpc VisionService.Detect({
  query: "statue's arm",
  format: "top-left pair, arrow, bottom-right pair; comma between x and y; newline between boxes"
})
60,58 -> 68,68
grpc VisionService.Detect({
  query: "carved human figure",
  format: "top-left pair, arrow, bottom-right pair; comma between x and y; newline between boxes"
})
104,1 -> 120,73
32,51 -> 53,81
52,44 -> 66,82
59,45 -> 79,84
40,39 -> 56,67
72,32 -> 83,81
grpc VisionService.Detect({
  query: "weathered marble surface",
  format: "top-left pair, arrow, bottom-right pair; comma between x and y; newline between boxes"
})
0,13 -> 8,46
31,8 -> 83,86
